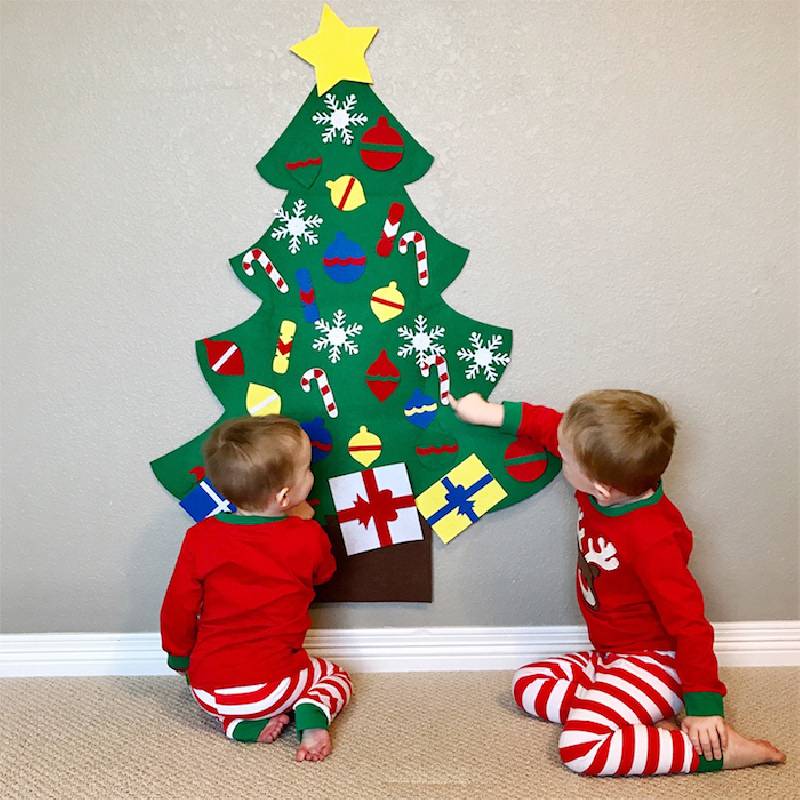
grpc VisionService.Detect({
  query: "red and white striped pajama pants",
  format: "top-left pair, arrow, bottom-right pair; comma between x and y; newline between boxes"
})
191,657 -> 352,742
513,650 -> 702,776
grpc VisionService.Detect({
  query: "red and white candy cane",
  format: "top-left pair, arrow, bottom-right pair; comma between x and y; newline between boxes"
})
398,231 -> 429,286
241,248 -> 289,294
376,202 -> 405,257
420,354 -> 450,405
300,367 -> 338,418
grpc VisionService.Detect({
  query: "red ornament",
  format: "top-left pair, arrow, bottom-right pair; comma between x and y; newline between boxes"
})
203,339 -> 244,376
504,438 -> 548,482
360,116 -> 405,171
365,349 -> 401,402
189,465 -> 206,482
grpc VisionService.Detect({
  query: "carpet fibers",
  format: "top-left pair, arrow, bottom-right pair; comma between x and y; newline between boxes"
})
1,667 -> 796,799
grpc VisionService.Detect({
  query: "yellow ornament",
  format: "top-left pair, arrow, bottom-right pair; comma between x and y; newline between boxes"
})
325,175 -> 366,212
272,320 -> 297,374
369,280 -> 405,323
246,383 -> 282,417
347,425 -> 382,467
289,3 -> 378,96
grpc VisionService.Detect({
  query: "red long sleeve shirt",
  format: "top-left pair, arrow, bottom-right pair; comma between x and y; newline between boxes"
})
502,402 -> 726,716
160,513 -> 336,690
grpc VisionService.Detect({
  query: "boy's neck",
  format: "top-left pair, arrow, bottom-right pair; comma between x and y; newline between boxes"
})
592,488 -> 655,508
237,504 -> 284,518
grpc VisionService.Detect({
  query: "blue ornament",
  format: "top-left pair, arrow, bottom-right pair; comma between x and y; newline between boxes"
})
301,417 -> 333,462
322,231 -> 366,283
179,479 -> 235,522
403,388 -> 438,430
296,268 -> 320,323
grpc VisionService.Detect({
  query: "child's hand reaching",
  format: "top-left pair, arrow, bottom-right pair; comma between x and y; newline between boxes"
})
450,393 -> 504,427
681,715 -> 727,762
286,501 -> 315,520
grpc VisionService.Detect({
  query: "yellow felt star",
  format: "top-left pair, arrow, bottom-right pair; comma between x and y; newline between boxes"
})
290,4 -> 378,96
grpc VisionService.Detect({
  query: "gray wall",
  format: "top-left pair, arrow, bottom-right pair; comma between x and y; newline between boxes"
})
1,0 -> 797,633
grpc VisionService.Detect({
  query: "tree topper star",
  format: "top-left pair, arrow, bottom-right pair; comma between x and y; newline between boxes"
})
290,4 -> 378,96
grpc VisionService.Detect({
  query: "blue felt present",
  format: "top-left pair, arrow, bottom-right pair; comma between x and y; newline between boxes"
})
179,480 -> 236,522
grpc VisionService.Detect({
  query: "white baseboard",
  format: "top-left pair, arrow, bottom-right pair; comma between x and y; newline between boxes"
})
0,621 -> 797,678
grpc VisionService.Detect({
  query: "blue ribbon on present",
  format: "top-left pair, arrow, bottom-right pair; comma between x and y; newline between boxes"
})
427,473 -> 494,525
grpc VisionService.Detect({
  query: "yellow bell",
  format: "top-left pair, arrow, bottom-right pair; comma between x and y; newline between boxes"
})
246,383 -> 282,417
347,425 -> 382,467
325,175 -> 366,212
369,280 -> 405,323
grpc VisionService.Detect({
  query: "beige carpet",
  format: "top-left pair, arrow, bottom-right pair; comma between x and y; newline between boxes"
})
1,667 -> 796,799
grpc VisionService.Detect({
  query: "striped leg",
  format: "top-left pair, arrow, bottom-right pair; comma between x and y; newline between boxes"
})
189,658 -> 350,742
558,651 -> 700,776
293,657 -> 353,733
512,651 -> 595,723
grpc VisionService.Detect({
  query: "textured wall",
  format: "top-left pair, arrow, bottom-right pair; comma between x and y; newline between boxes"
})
1,0 -> 797,633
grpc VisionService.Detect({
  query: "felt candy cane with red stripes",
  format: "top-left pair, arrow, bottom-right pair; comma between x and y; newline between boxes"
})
300,367 -> 338,418
398,231 -> 428,286
420,354 -> 450,405
376,202 -> 405,257
241,248 -> 289,293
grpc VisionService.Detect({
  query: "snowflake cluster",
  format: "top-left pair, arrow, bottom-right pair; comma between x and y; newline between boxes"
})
312,93 -> 368,145
270,198 -> 323,255
313,309 -> 363,364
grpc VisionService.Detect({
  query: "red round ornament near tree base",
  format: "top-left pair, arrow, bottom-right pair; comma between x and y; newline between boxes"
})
504,438 -> 548,482
359,116 -> 404,171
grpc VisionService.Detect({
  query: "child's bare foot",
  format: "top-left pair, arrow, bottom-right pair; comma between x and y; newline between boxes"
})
257,714 -> 290,743
722,725 -> 786,770
295,728 -> 332,762
655,717 -> 680,731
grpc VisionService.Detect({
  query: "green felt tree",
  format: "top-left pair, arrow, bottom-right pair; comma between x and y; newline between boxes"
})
151,8 -> 560,602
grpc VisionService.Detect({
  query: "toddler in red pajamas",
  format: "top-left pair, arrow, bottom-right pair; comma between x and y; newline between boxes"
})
452,389 -> 784,777
161,415 -> 351,762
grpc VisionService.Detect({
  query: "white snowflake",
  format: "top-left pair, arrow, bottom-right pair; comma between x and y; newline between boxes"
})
312,93 -> 368,145
457,332 -> 510,382
397,314 -> 447,371
270,198 -> 323,255
313,309 -> 363,364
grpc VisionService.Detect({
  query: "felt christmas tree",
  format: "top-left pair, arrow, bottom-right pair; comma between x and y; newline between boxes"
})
151,4 -> 561,601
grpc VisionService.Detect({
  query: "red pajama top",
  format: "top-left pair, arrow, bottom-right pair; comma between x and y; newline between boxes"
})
502,402 -> 726,717
160,513 -> 336,690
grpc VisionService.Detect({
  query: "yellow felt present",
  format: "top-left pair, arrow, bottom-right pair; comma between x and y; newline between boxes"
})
416,454 -> 507,544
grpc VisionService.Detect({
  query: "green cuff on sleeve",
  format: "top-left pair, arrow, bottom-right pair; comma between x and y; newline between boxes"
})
697,755 -> 724,772
500,402 -> 523,435
167,653 -> 190,671
683,691 -> 724,718
294,702 -> 329,737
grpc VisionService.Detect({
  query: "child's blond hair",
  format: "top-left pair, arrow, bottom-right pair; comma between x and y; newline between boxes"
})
561,389 -> 676,496
202,416 -> 304,511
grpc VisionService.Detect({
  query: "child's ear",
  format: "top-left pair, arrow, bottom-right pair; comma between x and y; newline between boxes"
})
276,487 -> 292,509
592,482 -> 613,502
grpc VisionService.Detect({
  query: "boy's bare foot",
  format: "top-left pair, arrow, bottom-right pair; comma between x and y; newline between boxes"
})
257,714 -> 290,743
722,726 -> 786,770
295,728 -> 332,763
655,717 -> 680,732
